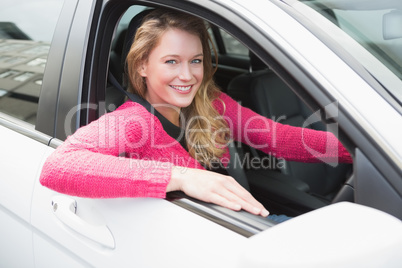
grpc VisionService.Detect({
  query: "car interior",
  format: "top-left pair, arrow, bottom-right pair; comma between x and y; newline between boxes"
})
106,6 -> 354,217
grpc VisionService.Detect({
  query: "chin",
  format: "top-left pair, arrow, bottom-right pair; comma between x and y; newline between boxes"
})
173,96 -> 197,108
175,101 -> 193,108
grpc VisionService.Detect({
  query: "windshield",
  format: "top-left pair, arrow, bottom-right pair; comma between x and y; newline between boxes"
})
298,0 -> 402,104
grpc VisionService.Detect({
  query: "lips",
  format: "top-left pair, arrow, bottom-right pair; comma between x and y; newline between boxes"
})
170,85 -> 192,94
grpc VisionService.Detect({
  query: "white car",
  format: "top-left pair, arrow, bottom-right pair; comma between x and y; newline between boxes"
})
1,0 -> 401,267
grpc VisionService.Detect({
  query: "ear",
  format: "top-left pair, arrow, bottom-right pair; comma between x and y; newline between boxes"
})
138,61 -> 147,77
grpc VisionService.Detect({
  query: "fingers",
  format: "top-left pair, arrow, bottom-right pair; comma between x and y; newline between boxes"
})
213,176 -> 270,217
177,167 -> 269,217
224,178 -> 262,206
208,193 -> 242,211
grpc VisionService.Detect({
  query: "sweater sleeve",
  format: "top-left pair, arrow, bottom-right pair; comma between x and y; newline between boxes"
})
39,103 -> 173,198
214,92 -> 352,164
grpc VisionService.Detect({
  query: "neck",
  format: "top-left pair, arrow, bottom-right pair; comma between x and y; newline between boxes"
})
153,105 -> 181,127
144,92 -> 181,127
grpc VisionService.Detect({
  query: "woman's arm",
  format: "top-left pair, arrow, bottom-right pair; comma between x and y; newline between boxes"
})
215,92 -> 352,163
40,104 -> 172,198
40,141 -> 172,199
40,101 -> 270,215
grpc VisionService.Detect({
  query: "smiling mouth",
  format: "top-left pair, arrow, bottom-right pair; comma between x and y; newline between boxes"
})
170,85 -> 192,93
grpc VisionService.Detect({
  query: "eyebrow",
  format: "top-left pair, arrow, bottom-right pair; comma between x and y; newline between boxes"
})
162,53 -> 204,58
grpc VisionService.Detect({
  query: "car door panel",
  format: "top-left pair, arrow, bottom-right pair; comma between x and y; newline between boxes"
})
0,208 -> 35,267
0,122 -> 51,267
31,159 -> 246,267
355,149 -> 402,219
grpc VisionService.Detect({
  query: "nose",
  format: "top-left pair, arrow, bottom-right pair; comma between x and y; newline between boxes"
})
178,63 -> 192,81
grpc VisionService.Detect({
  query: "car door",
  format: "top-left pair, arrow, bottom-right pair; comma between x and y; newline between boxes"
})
0,0 -> 65,267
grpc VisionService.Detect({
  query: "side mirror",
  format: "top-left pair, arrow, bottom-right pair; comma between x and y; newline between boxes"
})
383,10 -> 402,40
239,202 -> 402,267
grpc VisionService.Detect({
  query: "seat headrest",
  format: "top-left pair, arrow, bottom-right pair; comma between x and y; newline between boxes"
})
120,9 -> 154,70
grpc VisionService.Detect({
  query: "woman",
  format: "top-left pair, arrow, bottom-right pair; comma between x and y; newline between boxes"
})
40,8 -> 352,219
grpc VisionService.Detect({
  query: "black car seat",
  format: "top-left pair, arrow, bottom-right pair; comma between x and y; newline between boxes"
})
106,9 -> 153,111
227,52 -> 352,215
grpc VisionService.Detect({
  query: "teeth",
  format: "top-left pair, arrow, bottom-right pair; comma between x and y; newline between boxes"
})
171,85 -> 191,91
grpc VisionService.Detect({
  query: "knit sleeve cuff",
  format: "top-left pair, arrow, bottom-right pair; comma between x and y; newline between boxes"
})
126,161 -> 173,199
338,141 -> 353,164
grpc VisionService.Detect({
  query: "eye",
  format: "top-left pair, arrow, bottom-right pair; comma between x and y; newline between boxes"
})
192,59 -> 202,64
165,59 -> 176,64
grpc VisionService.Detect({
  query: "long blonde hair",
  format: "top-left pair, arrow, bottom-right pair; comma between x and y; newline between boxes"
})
126,8 -> 229,167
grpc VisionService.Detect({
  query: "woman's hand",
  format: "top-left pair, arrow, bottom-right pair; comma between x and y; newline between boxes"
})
167,166 -> 269,217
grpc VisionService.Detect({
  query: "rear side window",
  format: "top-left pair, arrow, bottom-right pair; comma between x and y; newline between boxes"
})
208,27 -> 249,57
0,0 -> 64,125
220,29 -> 248,56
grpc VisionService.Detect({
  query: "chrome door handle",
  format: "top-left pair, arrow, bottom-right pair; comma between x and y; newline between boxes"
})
51,196 -> 115,249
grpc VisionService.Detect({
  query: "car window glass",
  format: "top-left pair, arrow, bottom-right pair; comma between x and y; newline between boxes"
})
0,0 -> 64,125
207,28 -> 219,54
334,9 -> 401,78
300,0 -> 402,104
220,29 -> 248,56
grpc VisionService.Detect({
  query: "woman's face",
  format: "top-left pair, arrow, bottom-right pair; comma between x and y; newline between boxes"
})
139,28 -> 204,111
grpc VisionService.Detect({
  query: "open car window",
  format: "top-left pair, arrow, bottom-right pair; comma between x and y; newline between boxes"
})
106,4 -> 354,232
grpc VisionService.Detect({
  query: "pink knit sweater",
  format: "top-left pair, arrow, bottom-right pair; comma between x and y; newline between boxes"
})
40,92 -> 352,198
